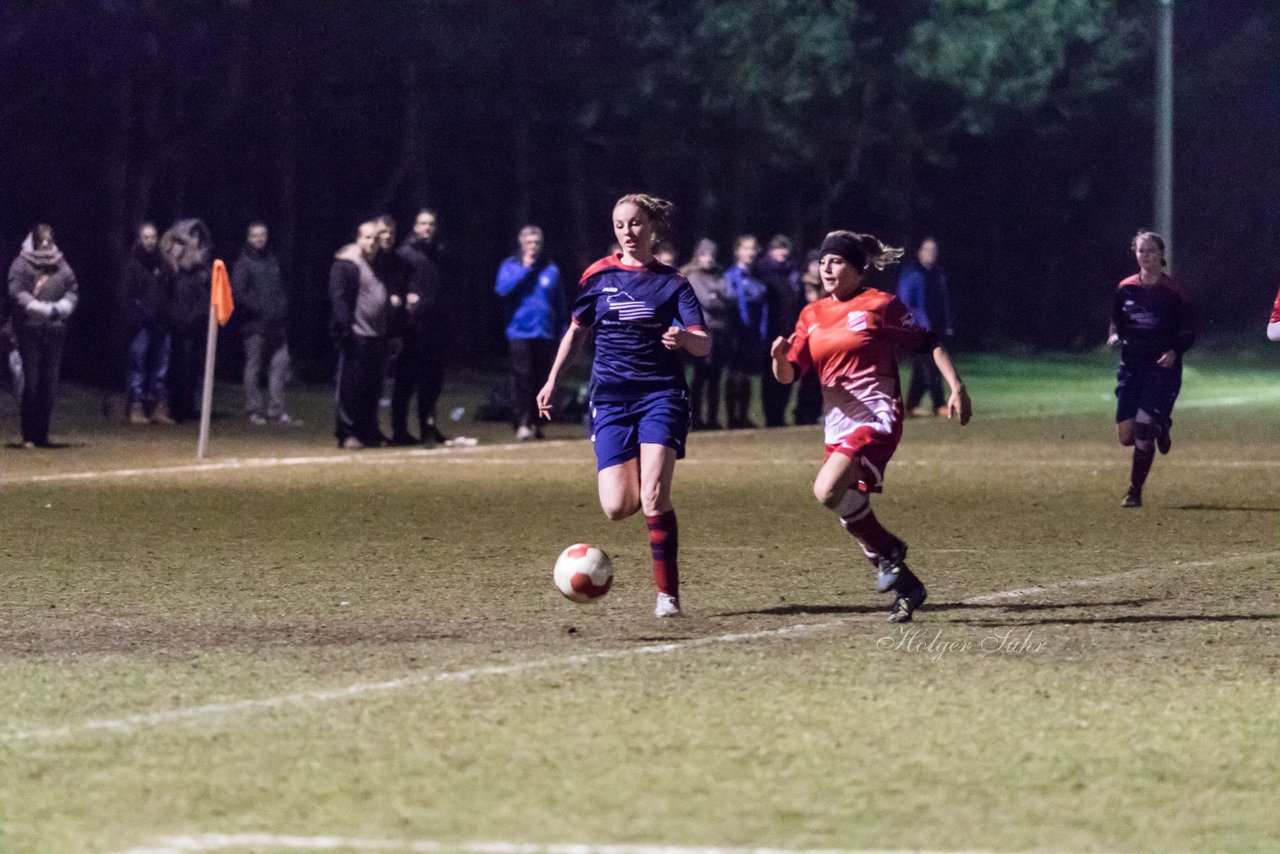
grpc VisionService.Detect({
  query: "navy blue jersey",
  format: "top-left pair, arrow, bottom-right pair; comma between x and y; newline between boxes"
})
573,256 -> 706,401
1112,274 -> 1194,366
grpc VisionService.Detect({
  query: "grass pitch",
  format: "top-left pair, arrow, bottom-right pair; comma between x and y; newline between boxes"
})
1,354 -> 1278,853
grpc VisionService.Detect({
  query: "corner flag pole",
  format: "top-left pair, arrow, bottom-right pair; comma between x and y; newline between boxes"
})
197,260 -> 235,460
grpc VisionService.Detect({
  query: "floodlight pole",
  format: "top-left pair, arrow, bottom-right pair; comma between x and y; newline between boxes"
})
1155,0 -> 1174,269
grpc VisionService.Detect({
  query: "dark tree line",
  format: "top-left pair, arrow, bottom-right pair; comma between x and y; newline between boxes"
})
1,0 -> 1276,384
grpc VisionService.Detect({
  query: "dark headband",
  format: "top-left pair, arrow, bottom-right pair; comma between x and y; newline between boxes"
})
819,233 -> 866,269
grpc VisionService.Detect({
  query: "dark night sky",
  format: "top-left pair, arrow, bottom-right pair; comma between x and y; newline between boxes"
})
1,0 -> 1277,384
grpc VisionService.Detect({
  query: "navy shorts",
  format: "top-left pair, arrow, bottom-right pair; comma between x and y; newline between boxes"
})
591,390 -> 690,471
1115,361 -> 1182,424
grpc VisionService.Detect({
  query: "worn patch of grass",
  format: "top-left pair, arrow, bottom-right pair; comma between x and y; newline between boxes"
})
1,356 -> 1279,853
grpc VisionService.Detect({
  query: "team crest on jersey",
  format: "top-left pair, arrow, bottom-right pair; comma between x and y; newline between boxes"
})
606,291 -> 654,321
846,310 -> 868,332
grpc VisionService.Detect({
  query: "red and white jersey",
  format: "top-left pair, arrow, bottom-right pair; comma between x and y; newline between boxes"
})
1271,285 -> 1280,324
786,288 -> 932,444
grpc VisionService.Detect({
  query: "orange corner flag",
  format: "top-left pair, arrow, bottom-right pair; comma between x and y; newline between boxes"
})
211,259 -> 234,326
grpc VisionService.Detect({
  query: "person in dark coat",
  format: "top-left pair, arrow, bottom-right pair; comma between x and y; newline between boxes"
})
330,220 -> 392,449
754,234 -> 803,427
232,222 -> 292,425
161,219 -> 214,423
792,249 -> 824,425
681,238 -> 737,430
120,222 -> 175,424
7,224 -> 78,447
896,237 -> 954,417
392,209 -> 451,444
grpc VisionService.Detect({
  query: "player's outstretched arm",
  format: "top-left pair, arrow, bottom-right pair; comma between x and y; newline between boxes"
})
662,326 -> 710,358
537,323 -> 582,420
1106,322 -> 1120,349
770,335 -> 796,384
932,345 -> 971,425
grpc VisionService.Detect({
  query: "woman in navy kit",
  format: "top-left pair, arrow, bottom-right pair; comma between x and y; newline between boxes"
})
1108,230 -> 1194,508
537,194 -> 710,617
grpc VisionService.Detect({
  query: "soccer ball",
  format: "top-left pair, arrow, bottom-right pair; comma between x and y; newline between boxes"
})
554,543 -> 614,603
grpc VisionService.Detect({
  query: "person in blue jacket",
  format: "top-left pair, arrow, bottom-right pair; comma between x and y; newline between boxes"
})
495,225 -> 564,440
896,237 -> 954,417
722,235 -> 767,428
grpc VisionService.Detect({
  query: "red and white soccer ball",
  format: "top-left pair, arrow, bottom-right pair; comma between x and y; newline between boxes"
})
554,543 -> 614,603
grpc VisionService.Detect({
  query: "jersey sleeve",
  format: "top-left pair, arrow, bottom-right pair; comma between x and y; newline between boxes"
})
571,283 -> 598,328
884,295 -> 936,353
785,312 -> 815,376
674,278 -> 706,330
1271,286 -> 1280,324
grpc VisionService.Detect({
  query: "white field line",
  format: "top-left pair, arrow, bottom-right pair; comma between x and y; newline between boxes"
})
977,387 -> 1280,420
7,447 -> 1280,484
0,440 -> 574,486
3,556 -> 1242,746
106,832 -> 999,854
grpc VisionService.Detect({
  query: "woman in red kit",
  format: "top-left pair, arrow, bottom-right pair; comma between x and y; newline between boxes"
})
769,231 -> 971,623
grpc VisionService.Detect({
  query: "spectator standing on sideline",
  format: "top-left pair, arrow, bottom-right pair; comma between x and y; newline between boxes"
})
7,224 -> 78,448
495,225 -> 563,441
722,235 -> 767,428
682,238 -> 737,430
654,242 -> 677,268
1267,283 -> 1280,341
393,209 -> 450,444
896,237 -> 954,417
0,282 -> 17,399
232,222 -> 292,425
792,248 -> 824,425
330,220 -> 392,449
755,235 -> 802,427
162,219 -> 214,423
0,236 -> 19,399
120,222 -> 174,424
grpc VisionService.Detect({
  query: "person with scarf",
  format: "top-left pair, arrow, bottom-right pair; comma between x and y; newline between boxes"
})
7,223 -> 79,447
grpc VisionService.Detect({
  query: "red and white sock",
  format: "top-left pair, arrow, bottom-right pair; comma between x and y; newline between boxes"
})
835,489 -> 898,565
646,509 -> 679,598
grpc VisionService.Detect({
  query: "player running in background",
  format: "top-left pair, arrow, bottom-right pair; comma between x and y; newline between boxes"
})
537,194 -> 710,617
1107,230 -> 1194,508
769,231 -> 971,623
